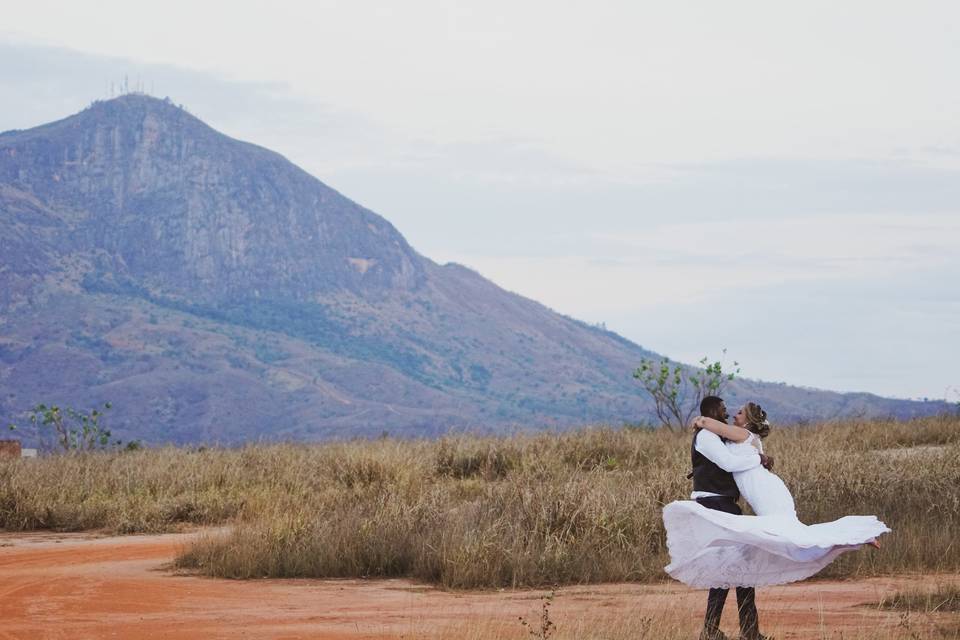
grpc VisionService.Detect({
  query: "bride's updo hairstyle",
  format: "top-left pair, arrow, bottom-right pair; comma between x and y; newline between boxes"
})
745,402 -> 771,438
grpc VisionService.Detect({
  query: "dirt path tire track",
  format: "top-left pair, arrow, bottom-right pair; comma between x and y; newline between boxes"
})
0,530 -> 955,639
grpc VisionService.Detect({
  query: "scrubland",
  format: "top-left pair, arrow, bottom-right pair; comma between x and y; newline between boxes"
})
1,415 -> 957,589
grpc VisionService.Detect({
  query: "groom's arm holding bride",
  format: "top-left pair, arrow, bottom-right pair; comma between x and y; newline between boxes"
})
692,416 -> 775,471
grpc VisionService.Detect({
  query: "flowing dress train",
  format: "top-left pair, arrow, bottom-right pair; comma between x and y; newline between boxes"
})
662,434 -> 890,588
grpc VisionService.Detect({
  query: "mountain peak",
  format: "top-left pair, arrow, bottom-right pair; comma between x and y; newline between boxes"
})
1,93 -> 204,145
0,95 -> 425,302
80,93 -> 205,127
94,92 -> 187,111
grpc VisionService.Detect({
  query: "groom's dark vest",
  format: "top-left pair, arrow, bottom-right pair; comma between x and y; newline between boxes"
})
690,428 -> 740,500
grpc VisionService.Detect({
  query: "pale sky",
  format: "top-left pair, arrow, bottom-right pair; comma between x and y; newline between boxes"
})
2,1 -> 959,400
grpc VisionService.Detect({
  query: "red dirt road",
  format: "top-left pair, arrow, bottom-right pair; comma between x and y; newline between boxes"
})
0,530 -> 954,639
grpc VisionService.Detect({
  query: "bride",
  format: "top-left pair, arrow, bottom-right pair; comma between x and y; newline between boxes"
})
662,402 -> 890,588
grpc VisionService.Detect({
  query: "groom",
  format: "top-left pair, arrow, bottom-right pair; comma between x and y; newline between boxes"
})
692,396 -> 773,640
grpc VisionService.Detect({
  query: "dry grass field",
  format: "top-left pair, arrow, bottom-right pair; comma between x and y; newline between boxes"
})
1,414 -> 957,591
1,415 -> 959,638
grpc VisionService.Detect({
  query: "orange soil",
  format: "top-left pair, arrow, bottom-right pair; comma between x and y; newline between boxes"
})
0,530 -> 954,640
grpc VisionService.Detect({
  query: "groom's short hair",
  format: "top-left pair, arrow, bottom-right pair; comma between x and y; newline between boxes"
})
700,395 -> 724,418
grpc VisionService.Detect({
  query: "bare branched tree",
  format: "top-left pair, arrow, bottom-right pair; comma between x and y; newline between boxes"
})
632,350 -> 740,431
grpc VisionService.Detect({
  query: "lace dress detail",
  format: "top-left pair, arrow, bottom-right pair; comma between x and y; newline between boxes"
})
662,433 -> 889,588
727,433 -> 796,517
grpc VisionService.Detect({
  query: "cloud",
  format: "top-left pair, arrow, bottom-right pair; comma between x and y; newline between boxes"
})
432,211 -> 960,317
623,262 -> 960,400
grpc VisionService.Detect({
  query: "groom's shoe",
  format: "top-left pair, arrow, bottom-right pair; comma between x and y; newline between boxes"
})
738,634 -> 773,640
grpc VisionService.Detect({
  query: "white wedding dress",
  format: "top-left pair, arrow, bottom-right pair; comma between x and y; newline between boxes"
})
662,433 -> 890,588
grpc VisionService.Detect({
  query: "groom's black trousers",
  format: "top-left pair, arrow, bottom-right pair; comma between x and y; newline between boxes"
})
697,496 -> 760,639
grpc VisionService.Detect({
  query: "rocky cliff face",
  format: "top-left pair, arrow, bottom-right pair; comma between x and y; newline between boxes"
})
0,96 -> 946,445
0,95 -> 424,304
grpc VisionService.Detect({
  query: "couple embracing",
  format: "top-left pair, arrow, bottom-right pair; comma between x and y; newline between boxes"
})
662,396 -> 889,640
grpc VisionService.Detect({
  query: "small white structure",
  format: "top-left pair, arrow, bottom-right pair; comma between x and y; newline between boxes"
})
21,448 -> 38,458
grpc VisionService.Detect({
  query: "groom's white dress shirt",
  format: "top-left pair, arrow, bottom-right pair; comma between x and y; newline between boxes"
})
691,429 -> 762,500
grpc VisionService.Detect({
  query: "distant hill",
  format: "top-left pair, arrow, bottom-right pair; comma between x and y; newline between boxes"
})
0,95 -> 946,444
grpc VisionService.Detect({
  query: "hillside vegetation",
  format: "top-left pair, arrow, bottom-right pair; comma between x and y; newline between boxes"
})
1,415 -> 957,588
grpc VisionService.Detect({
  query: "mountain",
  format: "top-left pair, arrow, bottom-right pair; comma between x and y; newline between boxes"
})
0,95 -> 945,444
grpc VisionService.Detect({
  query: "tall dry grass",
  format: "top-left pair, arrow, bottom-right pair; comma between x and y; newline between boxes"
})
1,415 -> 958,589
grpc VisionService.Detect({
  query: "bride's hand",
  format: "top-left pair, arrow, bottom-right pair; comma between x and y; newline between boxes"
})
760,454 -> 774,470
